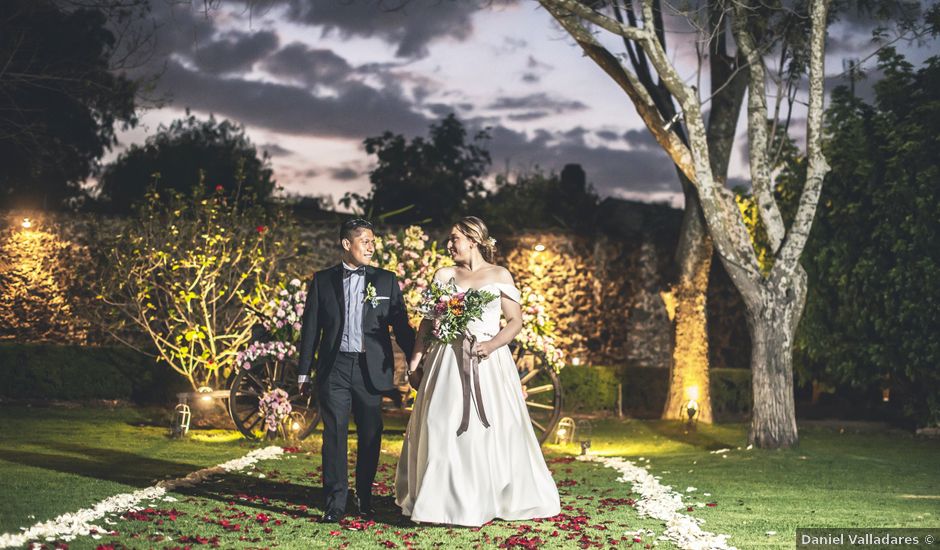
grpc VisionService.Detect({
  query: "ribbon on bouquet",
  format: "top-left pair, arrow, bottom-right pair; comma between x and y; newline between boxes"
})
456,332 -> 490,436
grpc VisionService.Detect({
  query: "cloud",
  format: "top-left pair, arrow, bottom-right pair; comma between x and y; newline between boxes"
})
330,166 -> 362,181
507,111 -> 550,121
622,128 -> 659,149
192,30 -> 280,74
487,93 -> 587,112
282,0 -> 489,58
262,42 -> 354,86
482,124 -> 680,197
260,143 -> 294,157
157,59 -> 432,139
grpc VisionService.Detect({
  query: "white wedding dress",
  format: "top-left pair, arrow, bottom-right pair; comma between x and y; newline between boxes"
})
395,280 -> 561,526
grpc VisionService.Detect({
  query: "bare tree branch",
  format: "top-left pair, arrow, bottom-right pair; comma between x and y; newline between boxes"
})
733,1 -> 786,251
775,0 -> 831,273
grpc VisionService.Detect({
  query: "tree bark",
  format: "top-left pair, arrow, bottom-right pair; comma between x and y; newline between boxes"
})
743,267 -> 807,448
662,188 -> 713,421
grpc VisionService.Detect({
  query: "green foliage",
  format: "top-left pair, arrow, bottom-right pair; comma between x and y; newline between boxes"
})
0,343 -> 185,402
344,114 -> 491,225
0,0 -> 138,209
99,184 -> 298,390
472,166 -> 600,233
797,48 -> 940,427
559,366 -> 619,412
98,113 -> 275,213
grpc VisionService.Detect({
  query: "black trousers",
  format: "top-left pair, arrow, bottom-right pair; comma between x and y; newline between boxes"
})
317,352 -> 383,513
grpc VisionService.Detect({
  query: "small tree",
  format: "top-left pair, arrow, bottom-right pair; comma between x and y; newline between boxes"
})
100,184 -> 296,390
343,114 -> 491,225
0,0 -> 138,209
97,114 -> 276,213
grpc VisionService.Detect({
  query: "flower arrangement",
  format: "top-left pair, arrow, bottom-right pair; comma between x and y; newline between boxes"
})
258,388 -> 292,433
417,280 -> 498,344
374,226 -> 453,326
235,341 -> 297,370
515,286 -> 566,371
261,278 -> 306,341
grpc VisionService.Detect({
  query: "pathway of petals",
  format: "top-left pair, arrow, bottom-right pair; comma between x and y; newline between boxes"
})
10,444 -> 739,550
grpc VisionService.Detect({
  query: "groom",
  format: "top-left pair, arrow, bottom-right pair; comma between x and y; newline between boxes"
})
297,218 -> 415,522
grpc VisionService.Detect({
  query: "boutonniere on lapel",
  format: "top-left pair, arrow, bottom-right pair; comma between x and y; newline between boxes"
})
363,282 -> 389,308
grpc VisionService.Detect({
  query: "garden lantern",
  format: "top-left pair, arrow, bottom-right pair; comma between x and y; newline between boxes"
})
172,403 -> 191,438
534,243 -> 546,252
554,416 -> 576,444
21,218 -> 32,229
683,385 -> 700,430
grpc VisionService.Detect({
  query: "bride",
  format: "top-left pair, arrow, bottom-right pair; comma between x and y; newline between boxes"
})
395,216 -> 560,527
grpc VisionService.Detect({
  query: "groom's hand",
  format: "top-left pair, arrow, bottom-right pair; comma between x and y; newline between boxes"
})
298,382 -> 311,396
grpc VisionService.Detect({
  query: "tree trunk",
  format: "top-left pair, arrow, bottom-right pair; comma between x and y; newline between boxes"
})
742,267 -> 808,448
663,186 -> 713,422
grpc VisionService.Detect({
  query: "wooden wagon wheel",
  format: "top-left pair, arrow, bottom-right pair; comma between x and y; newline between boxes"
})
513,345 -> 563,445
228,358 -> 320,440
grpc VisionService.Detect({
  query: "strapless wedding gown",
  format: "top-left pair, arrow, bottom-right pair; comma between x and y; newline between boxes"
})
395,281 -> 560,526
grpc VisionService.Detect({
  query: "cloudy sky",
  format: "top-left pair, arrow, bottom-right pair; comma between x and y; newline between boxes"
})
111,0 -> 938,209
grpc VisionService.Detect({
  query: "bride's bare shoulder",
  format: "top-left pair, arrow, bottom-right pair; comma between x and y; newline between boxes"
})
487,265 -> 515,286
433,266 -> 457,282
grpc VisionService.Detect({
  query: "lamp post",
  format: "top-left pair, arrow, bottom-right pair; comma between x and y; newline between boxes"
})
683,385 -> 700,431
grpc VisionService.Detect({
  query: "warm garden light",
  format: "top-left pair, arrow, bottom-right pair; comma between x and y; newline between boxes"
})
197,386 -> 213,402
572,357 -> 581,366
533,243 -> 546,252
21,218 -> 32,229
554,416 -> 576,445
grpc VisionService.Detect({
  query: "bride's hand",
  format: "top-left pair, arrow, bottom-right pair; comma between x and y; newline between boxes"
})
472,340 -> 496,360
407,354 -> 424,388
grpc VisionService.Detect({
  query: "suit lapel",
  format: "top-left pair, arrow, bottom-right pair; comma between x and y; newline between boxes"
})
363,266 -> 377,332
330,265 -> 345,340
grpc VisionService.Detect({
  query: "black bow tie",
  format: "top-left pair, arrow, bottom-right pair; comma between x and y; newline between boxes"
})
344,266 -> 365,276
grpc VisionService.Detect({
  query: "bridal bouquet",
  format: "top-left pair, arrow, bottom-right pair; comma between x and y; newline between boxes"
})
418,280 -> 498,344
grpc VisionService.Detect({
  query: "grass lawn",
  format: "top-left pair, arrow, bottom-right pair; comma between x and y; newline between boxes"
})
0,404 -> 938,549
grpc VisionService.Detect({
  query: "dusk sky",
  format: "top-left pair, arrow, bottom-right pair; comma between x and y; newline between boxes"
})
110,0 -> 938,210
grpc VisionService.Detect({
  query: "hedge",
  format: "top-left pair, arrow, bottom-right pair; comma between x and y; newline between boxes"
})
559,365 -> 752,420
0,343 -> 187,403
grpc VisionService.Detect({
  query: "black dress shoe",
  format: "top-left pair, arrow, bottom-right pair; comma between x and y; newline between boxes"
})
354,496 -> 376,519
319,510 -> 343,523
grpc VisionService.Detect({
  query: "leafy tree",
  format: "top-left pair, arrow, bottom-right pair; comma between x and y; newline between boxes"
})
97,114 -> 276,213
472,165 -> 599,234
0,0 -> 138,209
796,49 -> 940,427
98,185 -> 297,390
343,113 -> 491,225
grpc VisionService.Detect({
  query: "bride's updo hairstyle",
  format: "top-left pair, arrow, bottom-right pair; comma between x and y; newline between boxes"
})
455,216 -> 497,263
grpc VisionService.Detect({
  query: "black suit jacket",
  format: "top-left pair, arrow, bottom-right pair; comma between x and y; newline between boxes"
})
297,264 -> 415,392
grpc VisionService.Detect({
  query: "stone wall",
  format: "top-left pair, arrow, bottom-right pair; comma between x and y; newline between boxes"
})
1,203 -> 749,371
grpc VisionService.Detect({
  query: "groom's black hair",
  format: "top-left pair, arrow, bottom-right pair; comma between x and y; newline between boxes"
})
340,217 -> 374,242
